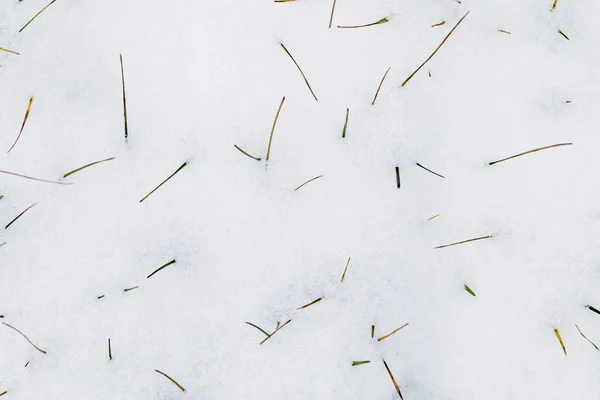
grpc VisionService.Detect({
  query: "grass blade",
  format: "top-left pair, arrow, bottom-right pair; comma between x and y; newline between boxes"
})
383,360 -> 404,399
63,157 -> 115,178
352,360 -> 371,366
434,235 -> 492,249
155,369 -> 185,392
108,338 -> 112,360
402,11 -> 469,87
2,322 -> 46,354
0,47 -> 20,55
328,0 -> 337,28
372,67 -> 391,105
575,324 -> 598,350
297,297 -> 323,310
120,54 -> 128,143
431,21 -> 446,28
0,169 -> 71,185
147,259 -> 177,279
5,203 -> 36,230
294,175 -> 323,191
586,305 -> 600,315
488,143 -> 572,165
338,17 -> 388,29
245,322 -> 270,337
8,97 -> 34,153
395,166 -> 400,188
260,319 -> 291,345
280,43 -> 318,101
234,145 -> 261,161
554,327 -> 567,355
140,162 -> 188,203
416,162 -> 445,178
123,286 -> 139,292
557,29 -> 569,40
371,325 -> 375,338
341,257 -> 351,282
266,96 -> 286,162
19,0 -> 56,33
342,108 -> 349,138
464,285 -> 476,296
377,323 -> 409,342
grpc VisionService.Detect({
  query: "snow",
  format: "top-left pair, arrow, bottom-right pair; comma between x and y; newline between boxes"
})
1,0 -> 600,398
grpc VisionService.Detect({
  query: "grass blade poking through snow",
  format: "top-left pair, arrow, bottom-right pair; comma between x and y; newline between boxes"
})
0,242 -> 6,248
377,323 -> 409,342
0,47 -> 20,55
140,162 -> 188,203
8,96 -> 34,153
341,257 -> 351,282
338,17 -> 389,29
586,305 -> 600,316
245,322 -> 270,337
5,203 -> 36,230
554,328 -> 567,355
432,21 -> 446,28
280,43 -> 318,101
0,391 -> 6,397
266,96 -> 285,162
155,369 -> 185,392
328,0 -> 337,28
120,54 -> 128,144
108,338 -> 112,360
352,361 -> 371,366
2,322 -> 46,354
123,286 -> 139,292
297,297 -> 323,310
260,319 -> 291,345
342,108 -> 349,138
383,360 -> 404,399
234,145 -> 261,161
294,175 -> 323,191
488,143 -> 572,165
552,0 -> 558,10
0,169 -> 71,185
63,157 -> 115,178
372,67 -> 391,105
575,324 -> 599,350
416,162 -> 445,178
19,0 -> 56,32
371,325 -> 375,338
557,29 -> 569,40
395,167 -> 400,188
435,235 -> 492,249
401,11 -> 469,87
147,259 -> 177,279
464,285 -> 476,296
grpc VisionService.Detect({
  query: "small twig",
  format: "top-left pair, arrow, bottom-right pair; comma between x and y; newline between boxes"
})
341,257 -> 351,282
434,235 -> 492,249
352,361 -> 371,366
338,17 -> 388,29
554,328 -> 567,355
294,175 -> 323,191
63,157 -> 115,178
108,338 -> 112,360
19,0 -> 57,32
0,47 -> 20,55
140,162 -> 188,203
147,259 -> 177,279
2,322 -> 46,354
575,324 -> 599,350
234,145 -> 261,161
395,167 -> 400,188
266,96 -> 286,162
120,54 -> 128,143
123,286 -> 139,292
260,319 -> 291,345
342,108 -> 349,138
372,67 -> 391,105
377,323 -> 409,342
0,169 -> 71,185
5,203 -> 36,230
431,21 -> 446,28
8,96 -> 34,153
245,322 -> 270,337
383,360 -> 404,399
585,305 -> 600,316
557,29 -> 569,40
416,162 -> 445,178
401,11 -> 469,87
464,285 -> 476,297
155,369 -> 185,392
280,43 -> 318,101
328,0 -> 337,28
297,297 -> 323,310
488,143 -> 572,165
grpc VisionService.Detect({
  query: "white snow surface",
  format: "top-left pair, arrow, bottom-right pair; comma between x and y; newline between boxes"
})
1,0 -> 600,399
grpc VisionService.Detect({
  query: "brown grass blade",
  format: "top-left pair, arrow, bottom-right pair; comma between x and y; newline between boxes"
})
19,0 -> 57,33
266,96 -> 286,162
0,47 -> 20,55
575,324 -> 599,350
2,322 -> 46,354
155,369 -> 185,392
377,323 -> 409,342
372,67 -> 391,105
434,235 -> 492,249
234,145 -> 261,161
294,175 -> 323,191
395,166 -> 400,188
120,54 -> 128,143
431,21 -> 446,28
383,360 -> 404,399
297,297 -> 323,310
0,169 -> 71,185
328,0 -> 337,28
280,43 -> 318,101
338,17 -> 388,29
140,162 -> 188,203
8,97 -> 34,153
147,259 -> 177,279
488,143 -> 572,165
260,319 -> 291,345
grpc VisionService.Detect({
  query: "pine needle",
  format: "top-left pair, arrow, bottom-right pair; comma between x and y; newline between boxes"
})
342,108 -> 349,138
0,47 -> 20,55
155,369 -> 185,392
294,175 -> 323,191
297,297 -> 323,310
575,324 -> 599,350
341,257 -> 351,282
266,96 -> 285,162
2,322 -> 46,354
401,11 -> 469,87
0,169 -> 71,185
234,145 -> 262,161
260,319 -> 291,345
140,162 -> 188,203
63,157 -> 115,178
395,166 -> 401,188
372,67 -> 391,105
280,43 -> 318,101
434,235 -> 493,249
383,360 -> 404,399
147,259 -> 177,279
19,0 -> 57,33
554,328 -> 567,355
338,17 -> 389,29
8,97 -> 34,153
464,285 -> 476,296
377,323 -> 409,342
5,203 -> 36,230
416,162 -> 445,178
328,0 -> 337,28
120,54 -> 128,143
352,361 -> 371,366
488,143 -> 572,165
245,322 -> 270,337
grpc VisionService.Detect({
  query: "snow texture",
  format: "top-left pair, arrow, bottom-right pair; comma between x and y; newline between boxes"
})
1,0 -> 600,399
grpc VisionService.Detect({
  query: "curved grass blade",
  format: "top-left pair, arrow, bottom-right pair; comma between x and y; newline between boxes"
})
280,43 -> 318,101
372,67 -> 391,105
120,54 -> 128,143
0,169 -> 71,185
266,96 -> 285,162
8,97 -> 34,153
245,322 -> 270,337
294,175 -> 323,191
2,322 -> 46,354
19,0 -> 57,33
155,369 -> 185,392
488,143 -> 572,165
338,17 -> 388,29
63,157 -> 115,178
234,145 -> 261,161
342,108 -> 349,138
147,259 -> 177,279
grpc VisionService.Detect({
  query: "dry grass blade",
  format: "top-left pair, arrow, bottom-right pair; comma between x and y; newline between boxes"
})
297,297 -> 323,310
245,322 -> 270,337
428,214 -> 440,221
140,162 -> 188,203
294,175 -> 323,191
498,29 -> 511,34
147,259 -> 177,279
338,17 -> 388,29
371,325 -> 375,338
120,54 -> 128,143
372,67 -> 391,105
329,0 -> 337,28
0,47 -> 20,55
383,360 -> 404,399
395,166 -> 400,188
2,322 -> 46,354
274,0 -> 295,2
19,0 -> 57,33
0,169 -> 71,185
401,11 -> 469,87
554,328 -> 567,355
266,96 -> 286,162
0,391 -> 6,397
5,203 -> 36,230
377,323 -> 409,342
575,324 -> 599,350
123,286 -> 139,292
63,157 -> 115,178
260,319 -> 291,345
434,235 -> 492,249
416,162 -> 445,178
341,257 -> 351,282
342,108 -> 349,138
280,43 -> 318,101
155,369 -> 185,392
234,145 -> 261,161
432,21 -> 446,28
8,97 -> 34,153
488,143 -> 572,165
552,0 -> 558,10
